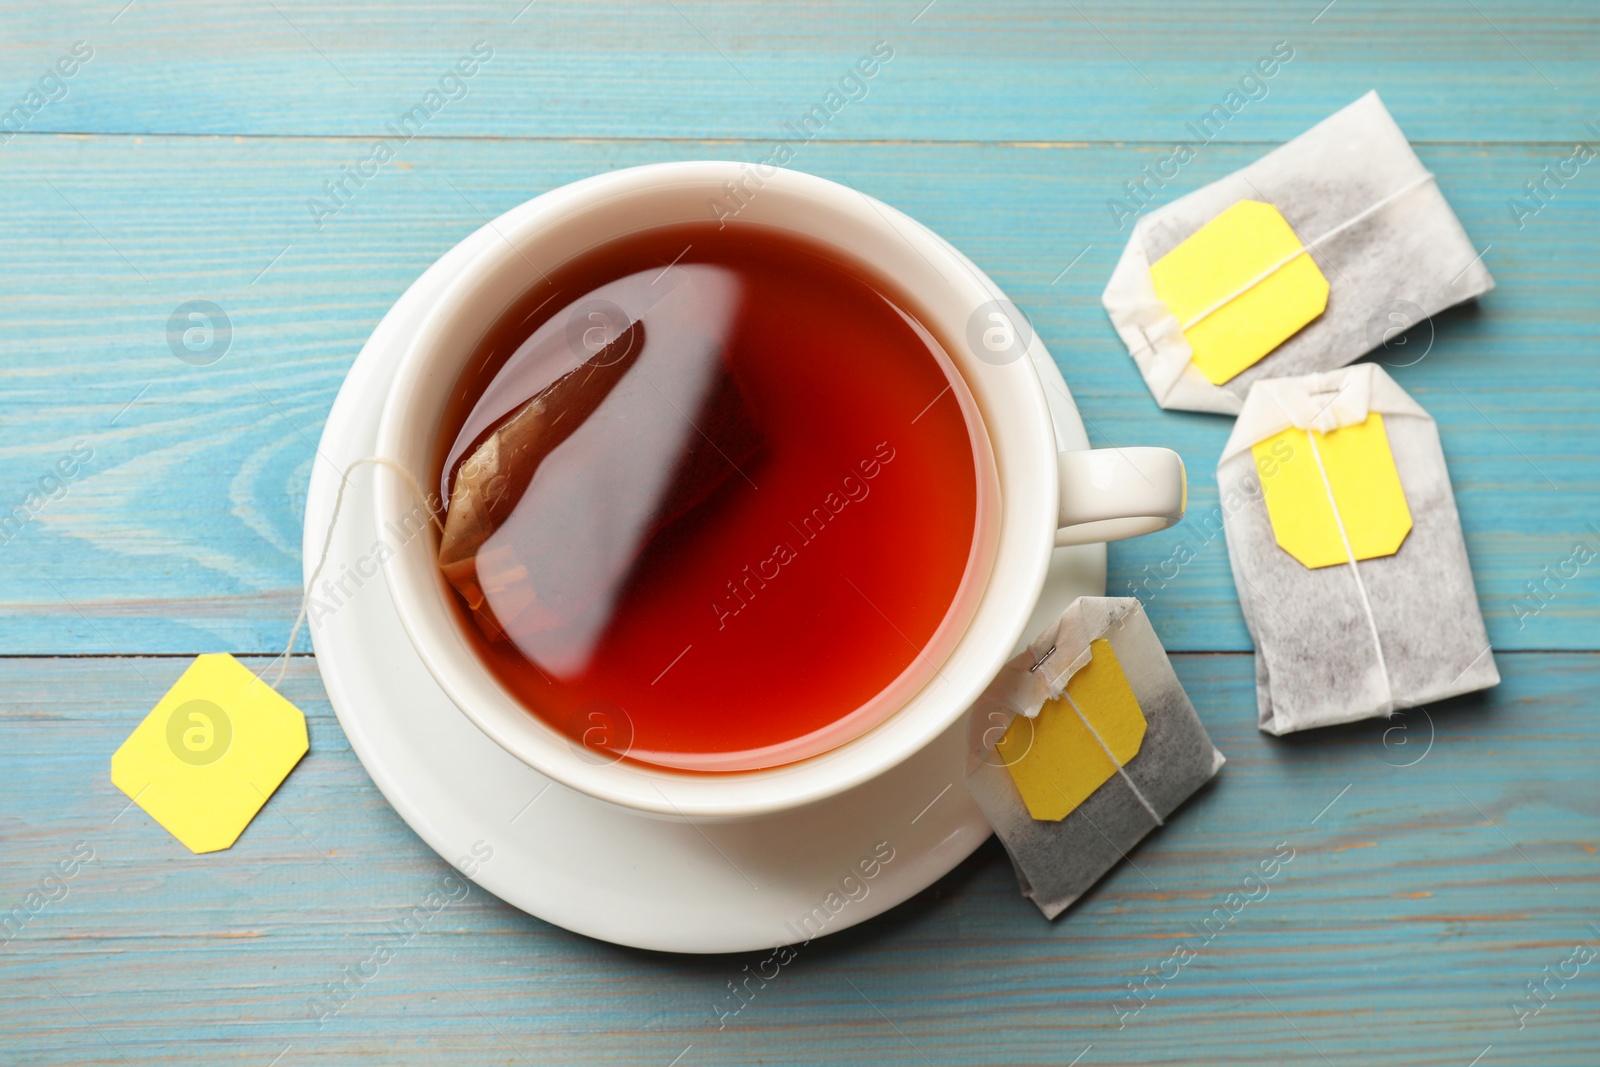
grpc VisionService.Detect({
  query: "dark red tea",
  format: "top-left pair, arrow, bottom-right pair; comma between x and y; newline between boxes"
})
436,222 -> 985,771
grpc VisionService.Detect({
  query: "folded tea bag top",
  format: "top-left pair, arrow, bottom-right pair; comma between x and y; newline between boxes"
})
1218,364 -> 1499,735
1103,91 -> 1494,415
966,597 -> 1223,918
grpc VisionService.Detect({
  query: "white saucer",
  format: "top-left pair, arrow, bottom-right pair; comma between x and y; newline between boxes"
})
304,197 -> 1106,953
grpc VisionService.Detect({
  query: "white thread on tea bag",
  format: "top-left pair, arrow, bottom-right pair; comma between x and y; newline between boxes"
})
1175,169 -> 1438,336
965,597 -> 1224,919
111,454 -> 440,856
1304,430 -> 1396,717
1103,91 -> 1495,414
1219,365 -> 1498,734
271,455 -> 441,687
1059,689 -> 1165,828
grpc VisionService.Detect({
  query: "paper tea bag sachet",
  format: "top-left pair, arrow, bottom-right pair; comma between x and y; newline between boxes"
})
438,265 -> 761,664
966,596 -> 1224,919
1102,91 -> 1494,415
1218,364 -> 1498,735
439,318 -> 645,612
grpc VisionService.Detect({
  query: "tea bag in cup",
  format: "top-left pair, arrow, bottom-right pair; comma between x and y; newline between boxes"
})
438,318 -> 645,617
1102,91 -> 1494,415
966,596 -> 1224,918
437,265 -> 762,672
1217,363 -> 1498,735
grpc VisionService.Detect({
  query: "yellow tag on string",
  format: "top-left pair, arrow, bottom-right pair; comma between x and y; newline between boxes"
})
111,653 -> 309,854
998,639 -> 1147,822
1150,200 -> 1330,385
1253,413 -> 1413,570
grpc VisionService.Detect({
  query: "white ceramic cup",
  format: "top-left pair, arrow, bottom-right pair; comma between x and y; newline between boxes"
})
375,162 -> 1184,821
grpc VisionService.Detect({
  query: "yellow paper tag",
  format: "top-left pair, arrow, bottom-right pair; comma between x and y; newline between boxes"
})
998,639 -> 1147,822
1253,413 -> 1413,570
1150,200 -> 1330,385
111,653 -> 309,854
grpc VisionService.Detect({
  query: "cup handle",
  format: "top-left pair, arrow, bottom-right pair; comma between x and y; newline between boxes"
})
1055,447 -> 1186,547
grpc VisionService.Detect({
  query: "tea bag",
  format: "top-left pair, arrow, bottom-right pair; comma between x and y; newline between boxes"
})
438,319 -> 646,614
438,265 -> 761,674
1217,363 -> 1499,735
1102,91 -> 1494,415
966,596 -> 1224,918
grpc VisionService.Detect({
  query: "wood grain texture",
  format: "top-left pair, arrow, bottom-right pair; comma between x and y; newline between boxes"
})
0,137 -> 1595,653
0,1 -> 1595,141
2,2 -> 1598,1064
2,654 -> 1596,1066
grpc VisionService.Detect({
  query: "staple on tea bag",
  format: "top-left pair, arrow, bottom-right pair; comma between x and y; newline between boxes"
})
995,636 -> 1152,822
1102,91 -> 1494,415
966,597 -> 1224,919
1218,364 -> 1499,734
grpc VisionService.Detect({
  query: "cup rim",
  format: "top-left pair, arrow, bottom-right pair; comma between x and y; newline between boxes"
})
373,161 -> 1058,820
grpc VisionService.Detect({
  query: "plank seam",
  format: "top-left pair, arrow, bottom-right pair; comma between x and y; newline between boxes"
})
0,131 -> 1584,148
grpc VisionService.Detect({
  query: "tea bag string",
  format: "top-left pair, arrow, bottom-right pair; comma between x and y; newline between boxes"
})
268,456 -> 443,688
1057,690 -> 1165,829
1304,432 -> 1396,716
1177,170 -> 1439,334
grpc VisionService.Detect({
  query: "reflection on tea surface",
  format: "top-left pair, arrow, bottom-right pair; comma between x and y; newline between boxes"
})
436,224 -> 981,772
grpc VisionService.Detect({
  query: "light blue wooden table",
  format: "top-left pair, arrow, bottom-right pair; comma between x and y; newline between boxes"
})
3,2 -> 1597,1063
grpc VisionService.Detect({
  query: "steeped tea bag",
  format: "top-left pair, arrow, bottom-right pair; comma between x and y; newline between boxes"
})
1218,364 -> 1498,735
1102,91 -> 1494,415
439,319 -> 646,613
438,265 -> 761,673
966,597 -> 1224,919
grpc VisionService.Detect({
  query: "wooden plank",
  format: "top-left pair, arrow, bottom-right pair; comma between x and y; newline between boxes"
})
3,4 -> 1596,1066
1,1 -> 1595,142
1,652 -> 1594,1065
0,135 -> 1594,653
